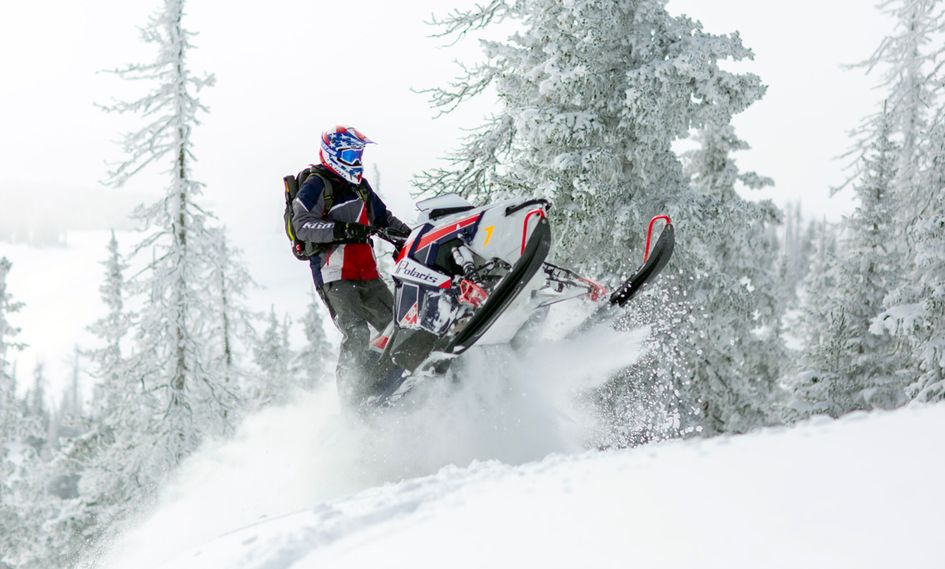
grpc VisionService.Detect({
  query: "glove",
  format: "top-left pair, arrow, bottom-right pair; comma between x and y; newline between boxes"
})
386,218 -> 412,238
333,222 -> 372,241
385,225 -> 411,239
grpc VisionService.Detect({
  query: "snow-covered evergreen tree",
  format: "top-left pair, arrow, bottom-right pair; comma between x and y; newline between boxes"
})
419,1 -> 777,436
832,107 -> 907,410
787,221 -> 844,418
0,258 -> 26,568
26,361 -> 49,429
881,124 -> 945,401
207,234 -> 257,397
101,0 -> 237,472
778,203 -> 815,305
253,307 -> 294,405
849,0 -> 944,223
679,122 -> 784,433
0,269 -> 59,569
86,230 -> 133,414
847,0 -> 945,403
0,257 -> 24,408
62,348 -> 84,423
51,265 -> 138,568
420,0 -> 764,276
294,292 -> 333,389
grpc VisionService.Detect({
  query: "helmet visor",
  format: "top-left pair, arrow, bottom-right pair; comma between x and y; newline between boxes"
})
337,147 -> 364,167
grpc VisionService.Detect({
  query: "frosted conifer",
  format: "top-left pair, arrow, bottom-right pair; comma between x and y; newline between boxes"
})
294,292 -> 333,389
253,307 -> 294,405
86,231 -> 133,416
789,221 -> 858,419
0,258 -> 24,405
101,0 -> 237,473
881,126 -> 945,401
680,123 -> 784,433
833,107 -> 907,410
420,0 -> 776,436
207,234 -> 257,397
847,0 -> 945,402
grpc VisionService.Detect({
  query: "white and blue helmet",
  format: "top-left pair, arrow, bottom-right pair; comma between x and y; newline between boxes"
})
319,125 -> 373,184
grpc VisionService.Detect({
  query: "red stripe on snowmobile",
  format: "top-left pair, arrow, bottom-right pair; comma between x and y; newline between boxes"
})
521,208 -> 547,254
396,234 -> 416,264
415,214 -> 482,252
371,335 -> 390,350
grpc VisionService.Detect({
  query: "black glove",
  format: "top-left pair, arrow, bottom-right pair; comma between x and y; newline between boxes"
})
333,222 -> 373,241
332,221 -> 373,242
385,225 -> 411,239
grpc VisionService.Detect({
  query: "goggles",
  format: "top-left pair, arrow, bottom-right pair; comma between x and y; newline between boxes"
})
336,147 -> 364,167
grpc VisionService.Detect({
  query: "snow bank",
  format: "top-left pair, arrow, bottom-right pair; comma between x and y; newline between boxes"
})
118,402 -> 944,569
97,322 -> 649,569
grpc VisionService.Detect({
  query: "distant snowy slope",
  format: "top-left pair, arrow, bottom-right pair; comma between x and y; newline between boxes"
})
132,403 -> 944,569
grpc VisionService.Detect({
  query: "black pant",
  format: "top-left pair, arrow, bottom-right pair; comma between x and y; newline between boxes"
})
320,278 -> 394,404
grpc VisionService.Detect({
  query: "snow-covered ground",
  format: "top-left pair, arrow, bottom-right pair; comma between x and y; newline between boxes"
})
97,377 -> 945,569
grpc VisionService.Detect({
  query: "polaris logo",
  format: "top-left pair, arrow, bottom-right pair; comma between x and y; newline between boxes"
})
394,258 -> 450,288
397,263 -> 439,284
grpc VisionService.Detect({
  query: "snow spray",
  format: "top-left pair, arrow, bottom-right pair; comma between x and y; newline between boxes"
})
96,312 -> 648,569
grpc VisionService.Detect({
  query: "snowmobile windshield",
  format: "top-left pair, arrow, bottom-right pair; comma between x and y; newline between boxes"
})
416,194 -> 473,213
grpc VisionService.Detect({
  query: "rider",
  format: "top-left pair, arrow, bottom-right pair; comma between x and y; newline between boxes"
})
291,125 -> 411,404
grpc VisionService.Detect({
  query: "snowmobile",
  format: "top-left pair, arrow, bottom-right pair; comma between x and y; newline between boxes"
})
366,193 -> 675,406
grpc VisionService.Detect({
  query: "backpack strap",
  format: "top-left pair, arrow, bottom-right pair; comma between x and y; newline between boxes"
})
287,167 -> 336,260
299,166 -> 334,217
314,173 -> 334,217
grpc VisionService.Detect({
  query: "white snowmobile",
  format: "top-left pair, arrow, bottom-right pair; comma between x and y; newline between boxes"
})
367,193 -> 675,405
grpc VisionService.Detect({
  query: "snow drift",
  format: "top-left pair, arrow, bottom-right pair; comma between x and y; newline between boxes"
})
96,320 -> 649,569
102,399 -> 945,569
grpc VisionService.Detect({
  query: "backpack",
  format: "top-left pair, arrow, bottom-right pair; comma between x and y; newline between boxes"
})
282,166 -> 334,261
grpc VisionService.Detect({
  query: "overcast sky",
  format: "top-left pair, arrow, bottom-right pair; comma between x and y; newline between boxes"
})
1,0 -> 891,222
0,0 -> 893,395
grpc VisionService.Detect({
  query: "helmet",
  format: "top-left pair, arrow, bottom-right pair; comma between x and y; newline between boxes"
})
319,125 -> 373,184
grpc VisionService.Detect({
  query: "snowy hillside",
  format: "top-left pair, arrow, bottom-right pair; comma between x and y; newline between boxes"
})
100,401 -> 945,569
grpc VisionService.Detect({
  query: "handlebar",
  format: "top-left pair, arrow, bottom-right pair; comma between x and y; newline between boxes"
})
374,227 -> 408,249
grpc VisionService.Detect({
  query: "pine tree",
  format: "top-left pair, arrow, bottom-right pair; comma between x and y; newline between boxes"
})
419,1 -> 777,437
849,0 -> 944,223
48,237 -> 142,562
778,202 -> 815,305
882,125 -> 945,401
0,258 -> 25,567
294,292 -> 333,389
86,230 -> 133,413
24,237 -> 135,569
101,0 -> 237,472
680,122 -> 785,433
253,307 -> 294,405
788,221 -> 848,418
847,0 -> 945,403
0,257 -> 25,409
26,361 -> 49,427
0,265 -> 57,568
207,233 -> 257,397
833,107 -> 907,410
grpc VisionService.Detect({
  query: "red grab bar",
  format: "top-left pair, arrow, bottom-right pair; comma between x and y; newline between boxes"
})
643,215 -> 672,263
